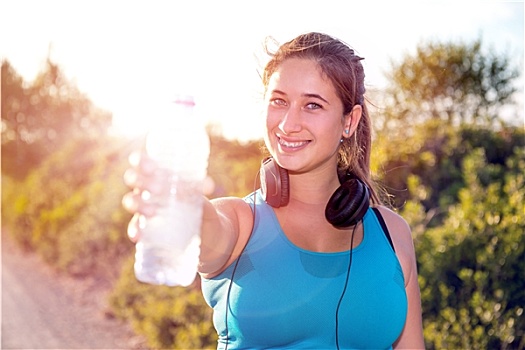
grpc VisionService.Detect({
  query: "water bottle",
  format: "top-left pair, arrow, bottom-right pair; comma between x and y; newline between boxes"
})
134,95 -> 210,286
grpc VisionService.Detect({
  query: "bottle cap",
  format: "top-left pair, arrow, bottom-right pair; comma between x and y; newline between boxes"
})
173,95 -> 195,107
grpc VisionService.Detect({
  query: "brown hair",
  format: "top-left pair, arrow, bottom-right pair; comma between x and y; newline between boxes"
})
262,32 -> 380,204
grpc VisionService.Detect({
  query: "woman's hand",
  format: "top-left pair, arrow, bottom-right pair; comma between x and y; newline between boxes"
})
122,151 -> 216,243
121,151 -> 172,242
121,151 -> 246,277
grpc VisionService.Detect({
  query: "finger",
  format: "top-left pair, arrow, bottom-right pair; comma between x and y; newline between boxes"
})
123,168 -> 141,188
203,176 -> 215,196
122,189 -> 140,213
127,213 -> 144,243
128,151 -> 142,167
124,164 -> 171,196
129,151 -> 160,176
122,190 -> 158,216
146,168 -> 172,194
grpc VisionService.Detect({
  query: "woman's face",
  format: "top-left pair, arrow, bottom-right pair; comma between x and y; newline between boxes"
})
264,58 -> 347,175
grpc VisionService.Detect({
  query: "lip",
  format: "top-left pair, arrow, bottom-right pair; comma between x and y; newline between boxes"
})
277,135 -> 311,152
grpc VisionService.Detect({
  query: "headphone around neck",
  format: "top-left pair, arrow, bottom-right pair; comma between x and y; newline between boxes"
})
259,157 -> 370,228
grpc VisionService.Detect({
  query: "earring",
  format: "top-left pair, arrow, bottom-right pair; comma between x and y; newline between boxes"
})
345,129 -> 350,135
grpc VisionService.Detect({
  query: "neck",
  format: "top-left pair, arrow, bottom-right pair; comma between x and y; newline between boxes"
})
287,170 -> 341,207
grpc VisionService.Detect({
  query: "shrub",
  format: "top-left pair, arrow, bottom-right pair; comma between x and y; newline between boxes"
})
109,257 -> 216,349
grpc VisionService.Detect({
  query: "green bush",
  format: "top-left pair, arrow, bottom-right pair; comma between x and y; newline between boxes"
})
109,256 -> 216,349
2,136 -> 134,277
404,137 -> 525,349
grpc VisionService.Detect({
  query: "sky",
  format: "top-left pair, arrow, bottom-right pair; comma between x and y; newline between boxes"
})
1,0 -> 523,141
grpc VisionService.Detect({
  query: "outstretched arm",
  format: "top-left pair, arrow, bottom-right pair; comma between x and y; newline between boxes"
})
122,151 -> 253,279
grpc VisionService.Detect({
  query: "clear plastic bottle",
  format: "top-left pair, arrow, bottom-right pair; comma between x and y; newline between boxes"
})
134,95 -> 210,286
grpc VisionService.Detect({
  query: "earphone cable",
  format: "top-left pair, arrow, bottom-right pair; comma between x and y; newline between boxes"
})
224,171 -> 260,350
335,221 -> 359,350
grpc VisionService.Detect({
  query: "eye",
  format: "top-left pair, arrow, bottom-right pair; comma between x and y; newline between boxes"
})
305,102 -> 323,110
270,98 -> 287,107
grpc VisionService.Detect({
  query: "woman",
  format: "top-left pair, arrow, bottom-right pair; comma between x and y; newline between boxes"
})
124,32 -> 424,349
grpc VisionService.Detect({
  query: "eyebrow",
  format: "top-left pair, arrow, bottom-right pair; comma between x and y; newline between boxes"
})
271,90 -> 330,104
303,93 -> 330,104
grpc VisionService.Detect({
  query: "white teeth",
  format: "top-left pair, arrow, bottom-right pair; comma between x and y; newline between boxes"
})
279,138 -> 308,148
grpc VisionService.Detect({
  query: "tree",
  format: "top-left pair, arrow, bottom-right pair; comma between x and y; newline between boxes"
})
373,37 -> 522,211
1,58 -> 112,179
378,38 -> 520,136
371,37 -> 524,348
375,122 -> 524,212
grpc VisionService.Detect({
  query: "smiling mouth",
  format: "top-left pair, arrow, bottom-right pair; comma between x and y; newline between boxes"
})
278,137 -> 310,149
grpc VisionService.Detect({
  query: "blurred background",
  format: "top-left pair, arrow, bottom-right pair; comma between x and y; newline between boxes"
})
1,0 -> 524,349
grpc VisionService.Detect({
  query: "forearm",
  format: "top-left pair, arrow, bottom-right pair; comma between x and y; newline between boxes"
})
198,198 -> 238,276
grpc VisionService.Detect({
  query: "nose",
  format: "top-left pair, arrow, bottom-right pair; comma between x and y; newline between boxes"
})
278,106 -> 302,134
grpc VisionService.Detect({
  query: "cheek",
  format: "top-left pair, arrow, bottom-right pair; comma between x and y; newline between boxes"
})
265,108 -> 281,132
322,120 -> 345,147
263,109 -> 276,148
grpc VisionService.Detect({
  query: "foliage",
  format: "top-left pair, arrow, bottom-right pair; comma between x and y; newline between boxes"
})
109,257 -> 216,349
1,58 -> 112,179
208,133 -> 264,198
2,135 -> 135,278
374,36 -> 523,348
415,146 -> 524,349
379,38 -> 520,136
377,40 -> 524,346
376,121 -> 525,213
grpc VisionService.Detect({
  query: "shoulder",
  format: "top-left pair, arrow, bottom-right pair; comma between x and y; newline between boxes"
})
374,206 -> 411,241
210,196 -> 254,240
211,196 -> 252,213
203,196 -> 255,277
374,206 -> 417,286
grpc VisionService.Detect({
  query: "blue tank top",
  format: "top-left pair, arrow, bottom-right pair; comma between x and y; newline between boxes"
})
201,190 -> 407,349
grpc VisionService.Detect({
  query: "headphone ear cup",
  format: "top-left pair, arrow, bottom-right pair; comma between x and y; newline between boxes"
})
260,157 -> 290,208
278,165 -> 290,207
325,178 -> 370,228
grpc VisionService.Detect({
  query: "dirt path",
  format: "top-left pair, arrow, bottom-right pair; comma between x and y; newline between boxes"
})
1,233 -> 147,349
